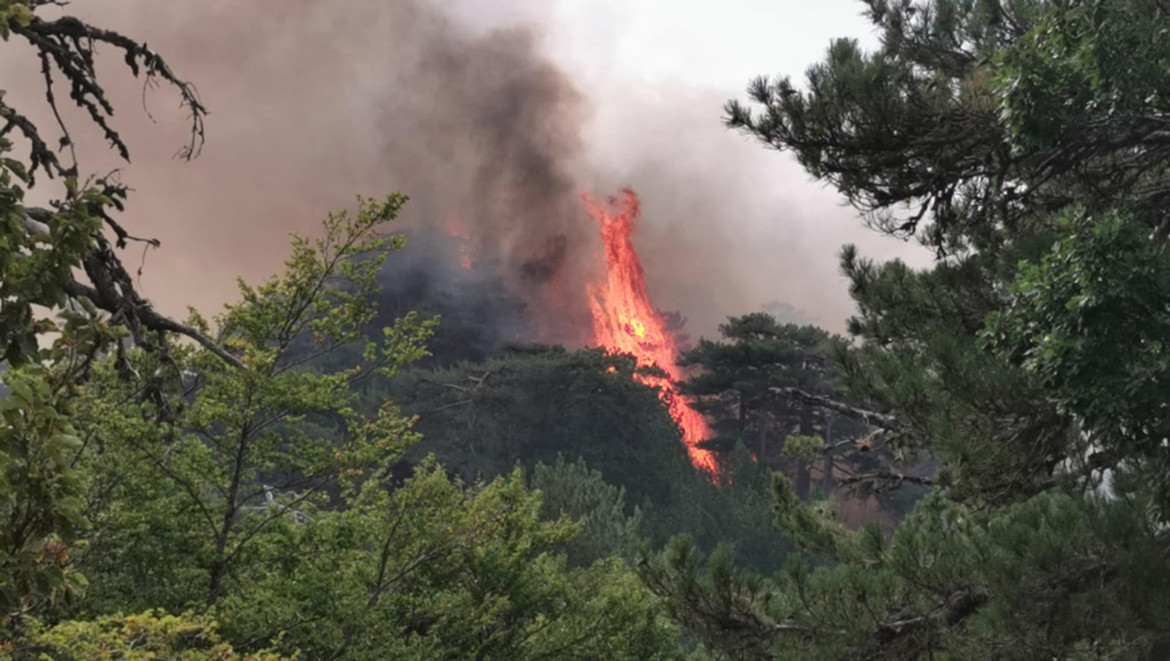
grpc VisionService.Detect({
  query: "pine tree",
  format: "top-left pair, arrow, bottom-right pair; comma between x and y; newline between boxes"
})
681,315 -> 870,499
644,1 -> 1170,658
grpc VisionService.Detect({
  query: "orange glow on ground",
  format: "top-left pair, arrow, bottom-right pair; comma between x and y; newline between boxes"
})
583,189 -> 718,477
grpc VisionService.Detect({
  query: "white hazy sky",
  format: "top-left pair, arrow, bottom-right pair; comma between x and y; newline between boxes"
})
446,0 -> 877,89
554,0 -> 877,89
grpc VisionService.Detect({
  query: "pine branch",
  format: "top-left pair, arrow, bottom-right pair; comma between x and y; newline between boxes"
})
837,470 -> 935,491
865,588 -> 988,654
768,386 -> 899,430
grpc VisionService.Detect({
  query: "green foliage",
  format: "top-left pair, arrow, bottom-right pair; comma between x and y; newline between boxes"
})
382,339 -> 799,572
531,456 -> 643,566
0,4 -> 211,620
771,472 -> 846,554
680,313 -> 898,513
0,128 -> 127,619
986,210 -> 1170,501
725,0 -> 1046,250
996,0 -> 1170,151
837,243 -> 1071,505
647,488 -> 1170,660
2,610 -> 291,660
0,1 -> 34,41
0,134 -> 107,368
988,212 -> 1170,445
0,368 -> 87,620
780,434 -> 824,463
725,0 -> 1170,253
68,197 -> 433,613
639,536 -> 778,660
210,461 -> 681,660
643,444 -> 794,574
680,315 -> 837,495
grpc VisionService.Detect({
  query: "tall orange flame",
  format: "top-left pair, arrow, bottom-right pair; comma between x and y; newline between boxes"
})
584,189 -> 719,476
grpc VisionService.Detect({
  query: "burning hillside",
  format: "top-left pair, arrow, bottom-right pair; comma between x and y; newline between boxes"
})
427,188 -> 718,476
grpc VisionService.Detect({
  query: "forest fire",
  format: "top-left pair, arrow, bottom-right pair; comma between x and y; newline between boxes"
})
583,190 -> 719,476
434,189 -> 717,476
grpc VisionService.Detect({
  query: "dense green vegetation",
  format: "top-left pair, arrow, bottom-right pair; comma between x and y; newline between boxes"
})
4,1 -> 1170,659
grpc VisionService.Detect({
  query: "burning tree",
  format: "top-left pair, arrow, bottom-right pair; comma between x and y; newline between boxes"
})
583,189 -> 718,477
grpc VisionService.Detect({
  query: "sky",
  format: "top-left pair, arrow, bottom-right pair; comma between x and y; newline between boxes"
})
4,0 -> 926,338
439,0 -> 877,84
547,0 -> 877,88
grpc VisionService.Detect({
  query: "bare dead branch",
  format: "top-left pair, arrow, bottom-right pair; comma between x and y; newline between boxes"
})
12,14 -> 207,166
4,9 -> 238,370
0,101 -> 63,179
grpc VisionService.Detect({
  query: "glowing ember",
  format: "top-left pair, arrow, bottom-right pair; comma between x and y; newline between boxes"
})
583,189 -> 718,476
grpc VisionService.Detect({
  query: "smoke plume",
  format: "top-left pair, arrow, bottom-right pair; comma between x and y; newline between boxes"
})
0,0 -> 925,343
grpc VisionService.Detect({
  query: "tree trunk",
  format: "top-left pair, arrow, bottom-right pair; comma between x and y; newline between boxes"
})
794,406 -> 812,499
207,556 -> 227,606
821,416 -> 836,495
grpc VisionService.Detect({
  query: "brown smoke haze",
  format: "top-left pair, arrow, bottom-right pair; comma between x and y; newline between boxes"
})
1,0 -> 925,341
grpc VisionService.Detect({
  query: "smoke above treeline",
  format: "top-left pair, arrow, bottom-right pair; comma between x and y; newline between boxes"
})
1,0 -> 925,343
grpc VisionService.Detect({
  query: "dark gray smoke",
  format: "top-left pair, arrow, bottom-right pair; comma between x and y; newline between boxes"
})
370,17 -> 597,342
1,0 -> 598,343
